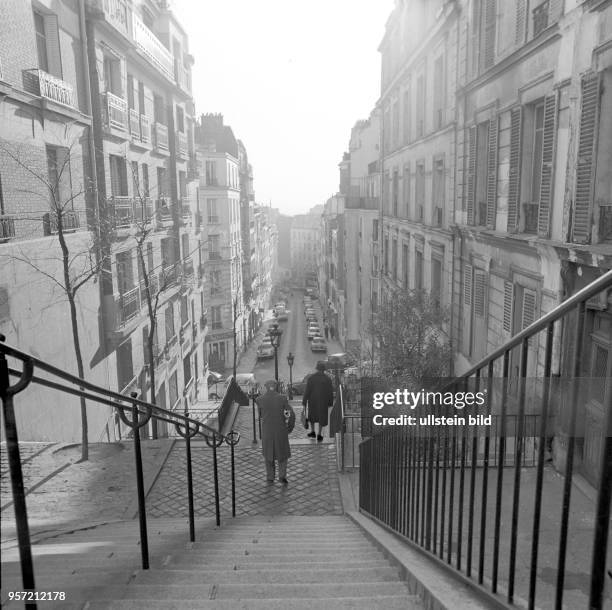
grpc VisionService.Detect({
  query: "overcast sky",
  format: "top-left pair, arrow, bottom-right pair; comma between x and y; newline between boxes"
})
171,0 -> 392,216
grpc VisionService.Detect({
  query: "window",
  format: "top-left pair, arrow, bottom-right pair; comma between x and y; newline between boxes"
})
392,238 -> 398,281
165,303 -> 175,342
116,250 -> 133,294
153,94 -> 165,124
415,162 -> 425,221
109,155 -> 128,197
432,157 -> 445,227
142,164 -> 149,197
103,54 -> 122,96
33,11 -> 49,73
403,85 -> 411,144
402,243 -> 409,287
180,294 -> 188,326
176,105 -> 184,132
161,237 -> 173,269
168,371 -> 178,408
392,169 -> 399,217
33,10 -> 62,78
46,146 -> 72,209
467,118 -> 498,228
157,166 -> 167,198
211,305 -> 222,329
433,54 -> 445,130
181,233 -> 189,260
402,164 -> 410,218
210,270 -> 222,295
462,264 -> 488,360
416,74 -> 425,138
207,198 -> 218,223
183,354 -> 192,385
431,255 -> 442,306
117,339 -> 134,392
209,234 -> 220,259
178,171 -> 187,198
415,248 -> 423,290
205,161 -> 217,186
127,74 -> 135,109
131,161 -> 139,198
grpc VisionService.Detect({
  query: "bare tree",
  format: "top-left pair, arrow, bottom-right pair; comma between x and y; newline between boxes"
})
0,136 -> 107,460
369,288 -> 451,385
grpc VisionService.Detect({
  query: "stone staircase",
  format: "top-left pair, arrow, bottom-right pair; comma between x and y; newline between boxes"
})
1,516 -> 423,609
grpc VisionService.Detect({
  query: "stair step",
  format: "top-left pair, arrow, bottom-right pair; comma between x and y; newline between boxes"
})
187,541 -> 376,550
165,558 -> 391,570
133,566 -> 400,585
77,596 -> 422,609
172,550 -> 384,561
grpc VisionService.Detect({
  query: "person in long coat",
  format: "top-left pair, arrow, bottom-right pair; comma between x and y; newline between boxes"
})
257,379 -> 294,484
302,362 -> 334,442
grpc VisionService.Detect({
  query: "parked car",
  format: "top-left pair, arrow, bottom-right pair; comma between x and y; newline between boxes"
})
307,325 -> 321,340
256,344 -> 275,360
311,337 -> 328,352
326,352 -> 356,370
276,311 -> 289,321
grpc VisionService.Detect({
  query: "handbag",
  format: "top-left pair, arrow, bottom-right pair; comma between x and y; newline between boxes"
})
301,404 -> 308,429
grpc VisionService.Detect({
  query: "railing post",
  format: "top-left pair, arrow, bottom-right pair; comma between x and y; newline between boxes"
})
212,432 -> 221,527
0,336 -> 36,610
185,418 -> 195,543
131,393 -> 149,569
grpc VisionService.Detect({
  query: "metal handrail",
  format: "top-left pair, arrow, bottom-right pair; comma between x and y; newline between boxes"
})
359,269 -> 612,609
0,335 -> 243,610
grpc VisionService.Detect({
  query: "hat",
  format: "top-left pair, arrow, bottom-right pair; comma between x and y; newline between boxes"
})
315,361 -> 326,372
264,379 -> 277,391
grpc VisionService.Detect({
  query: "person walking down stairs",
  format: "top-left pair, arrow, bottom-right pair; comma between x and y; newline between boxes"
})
303,361 -> 334,442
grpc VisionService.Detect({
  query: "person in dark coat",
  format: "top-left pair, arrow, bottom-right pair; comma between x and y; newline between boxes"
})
302,362 -> 334,442
257,379 -> 294,484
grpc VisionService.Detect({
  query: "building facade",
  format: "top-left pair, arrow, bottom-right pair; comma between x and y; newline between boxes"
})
290,213 -> 320,285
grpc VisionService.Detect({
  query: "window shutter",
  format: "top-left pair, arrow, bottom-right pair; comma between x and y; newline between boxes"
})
44,14 -> 62,79
466,126 -> 477,225
474,270 -> 486,318
464,263 -> 473,307
486,116 -> 499,229
522,288 -> 537,346
482,0 -> 497,71
507,106 -> 523,232
572,72 -> 601,244
515,0 -> 527,46
537,92 -> 558,237
503,281 -> 514,333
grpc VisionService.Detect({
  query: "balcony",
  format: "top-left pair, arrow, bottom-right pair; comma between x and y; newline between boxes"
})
177,131 -> 188,158
522,202 -> 539,234
161,263 -> 178,288
129,108 -> 140,140
140,115 -> 151,144
180,199 -> 191,218
152,122 -> 169,151
132,13 -> 174,81
119,286 -> 140,324
139,274 -> 158,302
133,198 -> 153,222
208,251 -> 222,261
34,70 -> 75,108
105,91 -> 128,131
155,198 -> 172,222
42,210 -> 83,235
110,197 -> 133,228
182,257 -> 194,278
101,0 -> 129,37
0,216 -> 16,240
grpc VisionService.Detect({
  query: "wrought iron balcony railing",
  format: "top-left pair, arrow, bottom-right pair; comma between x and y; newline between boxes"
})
152,122 -> 169,151
33,69 -> 75,107
0,336 -> 247,602
181,200 -> 191,217
132,13 -> 174,81
599,204 -> 612,242
129,108 -> 140,140
182,257 -> 194,278
119,285 -> 140,323
523,202 -> 539,234
0,215 -> 16,240
155,198 -> 172,221
42,209 -> 83,235
105,91 -> 128,131
110,196 -> 133,228
177,131 -> 188,158
357,269 -> 612,610
140,115 -> 151,144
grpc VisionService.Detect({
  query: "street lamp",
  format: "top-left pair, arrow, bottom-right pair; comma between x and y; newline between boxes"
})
247,387 -> 260,444
269,321 -> 282,388
287,352 -> 294,400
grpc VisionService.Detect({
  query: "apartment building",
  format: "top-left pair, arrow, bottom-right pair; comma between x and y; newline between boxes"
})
378,0 -> 458,344
195,113 -> 245,373
290,213 -> 319,285
343,112 -> 381,359
0,0 -> 205,440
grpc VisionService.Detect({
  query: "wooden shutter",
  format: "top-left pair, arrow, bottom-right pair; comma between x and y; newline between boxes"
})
507,106 -> 523,232
482,0 -> 497,71
515,0 -> 527,45
466,126 -> 477,225
464,263 -> 473,307
486,116 -> 499,228
44,14 -> 62,79
503,281 -> 514,333
572,72 -> 601,244
522,288 -> 537,346
537,92 -> 558,237
474,270 -> 486,317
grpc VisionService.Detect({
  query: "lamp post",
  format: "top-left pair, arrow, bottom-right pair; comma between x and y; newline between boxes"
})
248,387 -> 260,444
287,352 -> 294,400
269,321 -> 282,389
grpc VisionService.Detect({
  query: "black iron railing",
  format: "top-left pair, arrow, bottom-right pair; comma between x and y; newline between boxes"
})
0,336 -> 244,610
359,269 -> 612,610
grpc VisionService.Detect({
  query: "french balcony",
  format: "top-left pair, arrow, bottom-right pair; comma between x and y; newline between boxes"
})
522,202 -> 539,234
105,91 -> 128,132
152,122 -> 169,152
132,13 -> 174,81
109,196 -> 133,229
133,197 -> 154,223
140,115 -> 151,144
0,216 -> 16,240
533,0 -> 550,37
129,108 -> 141,141
182,257 -> 194,278
180,198 -> 191,218
155,198 -> 172,222
101,0 -> 129,37
177,131 -> 188,159
42,209 -> 83,235
119,286 -> 140,324
139,273 -> 158,302
33,69 -> 75,108
161,263 -> 178,287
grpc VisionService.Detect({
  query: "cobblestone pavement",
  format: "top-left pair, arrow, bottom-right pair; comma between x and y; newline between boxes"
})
146,432 -> 343,518
1,442 -> 56,504
1,440 -> 172,538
